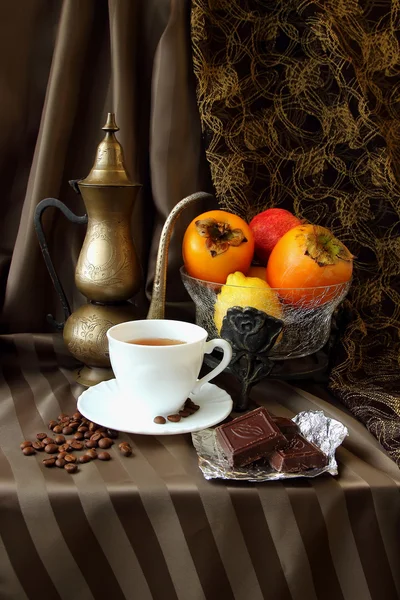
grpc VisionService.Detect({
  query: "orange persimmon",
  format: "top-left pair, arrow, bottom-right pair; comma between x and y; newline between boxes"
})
266,224 -> 353,305
182,210 -> 254,284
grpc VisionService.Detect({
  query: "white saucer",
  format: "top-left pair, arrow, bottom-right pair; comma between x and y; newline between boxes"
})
77,379 -> 233,435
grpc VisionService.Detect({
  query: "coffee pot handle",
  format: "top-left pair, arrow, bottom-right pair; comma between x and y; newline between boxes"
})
34,187 -> 88,330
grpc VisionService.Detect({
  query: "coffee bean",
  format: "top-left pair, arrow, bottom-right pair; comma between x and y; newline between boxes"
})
85,440 -> 97,449
48,420 -> 58,430
22,446 -> 36,456
186,401 -> 199,411
43,437 -> 54,446
58,413 -> 68,421
64,463 -> 78,474
167,414 -> 181,423
54,435 -> 66,445
179,409 -> 192,417
20,441 -> 32,450
70,441 -> 83,451
64,454 -> 76,463
73,412 -> 81,420
153,416 -> 166,424
69,421 -> 80,430
85,449 -> 97,459
98,438 -> 112,449
78,454 -> 91,464
90,432 -> 102,442
60,416 -> 70,423
74,432 -> 84,440
36,433 -> 47,441
44,444 -> 58,454
77,426 -> 88,433
62,426 -> 73,435
43,458 -> 56,468
119,444 -> 132,457
58,443 -> 71,453
84,431 -> 92,439
57,452 -> 67,460
88,422 -> 97,432
52,425 -> 63,434
55,458 -> 66,468
32,441 -> 45,451
107,429 -> 118,439
98,451 -> 111,461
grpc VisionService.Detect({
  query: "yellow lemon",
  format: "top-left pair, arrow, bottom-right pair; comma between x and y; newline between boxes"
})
214,271 -> 283,333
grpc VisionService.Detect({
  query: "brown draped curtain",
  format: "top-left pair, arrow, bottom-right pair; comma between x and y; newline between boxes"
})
0,0 -> 399,463
0,0 -> 214,334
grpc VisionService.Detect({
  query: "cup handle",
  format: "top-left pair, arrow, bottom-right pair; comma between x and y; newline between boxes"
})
191,338 -> 232,395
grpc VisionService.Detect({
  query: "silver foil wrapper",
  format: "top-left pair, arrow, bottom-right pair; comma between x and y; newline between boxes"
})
191,410 -> 348,481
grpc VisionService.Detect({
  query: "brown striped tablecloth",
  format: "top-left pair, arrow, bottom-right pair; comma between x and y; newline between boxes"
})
0,334 -> 399,600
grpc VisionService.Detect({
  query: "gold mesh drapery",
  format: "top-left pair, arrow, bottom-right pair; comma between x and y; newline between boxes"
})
191,0 -> 400,463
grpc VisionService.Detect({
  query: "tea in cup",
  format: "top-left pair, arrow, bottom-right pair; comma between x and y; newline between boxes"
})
106,319 -> 232,420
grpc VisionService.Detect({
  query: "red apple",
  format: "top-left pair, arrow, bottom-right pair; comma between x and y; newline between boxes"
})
249,208 -> 302,264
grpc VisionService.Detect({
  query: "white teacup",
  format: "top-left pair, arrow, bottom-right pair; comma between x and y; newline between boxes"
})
106,319 -> 232,420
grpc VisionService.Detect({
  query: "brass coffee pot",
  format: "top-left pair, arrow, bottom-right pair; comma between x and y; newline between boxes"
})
34,114 -> 142,386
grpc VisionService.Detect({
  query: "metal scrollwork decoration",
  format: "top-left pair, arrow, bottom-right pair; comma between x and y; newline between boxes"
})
220,307 -> 284,411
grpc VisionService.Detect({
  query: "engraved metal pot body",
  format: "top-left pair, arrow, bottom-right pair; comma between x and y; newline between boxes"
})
34,114 -> 142,386
74,185 -> 141,302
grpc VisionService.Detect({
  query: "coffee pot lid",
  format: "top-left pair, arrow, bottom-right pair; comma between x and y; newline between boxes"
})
79,113 -> 140,187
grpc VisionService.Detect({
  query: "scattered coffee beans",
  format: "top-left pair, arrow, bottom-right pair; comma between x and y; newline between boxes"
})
70,441 -> 84,451
119,443 -> 132,457
58,443 -> 71,453
32,441 -> 45,451
62,426 -> 73,436
167,414 -> 181,423
98,438 -> 112,449
85,449 -> 97,460
65,463 -> 78,474
85,440 -> 97,449
22,446 -> 36,456
44,444 -> 58,454
98,451 -> 111,461
19,410 -> 143,474
20,441 -> 33,450
153,416 -> 166,424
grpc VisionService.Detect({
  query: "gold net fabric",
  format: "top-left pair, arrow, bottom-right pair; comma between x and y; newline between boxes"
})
191,0 -> 400,463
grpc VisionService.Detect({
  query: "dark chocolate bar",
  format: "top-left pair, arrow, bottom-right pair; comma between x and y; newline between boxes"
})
268,433 -> 328,472
216,407 -> 287,467
272,416 -> 299,435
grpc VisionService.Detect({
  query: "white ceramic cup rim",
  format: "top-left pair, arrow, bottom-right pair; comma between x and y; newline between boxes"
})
106,319 -> 209,347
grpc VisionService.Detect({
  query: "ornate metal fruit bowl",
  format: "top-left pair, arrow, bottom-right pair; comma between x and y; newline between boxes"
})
181,267 -> 351,410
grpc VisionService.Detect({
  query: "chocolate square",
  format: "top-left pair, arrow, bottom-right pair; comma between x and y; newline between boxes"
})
215,407 -> 287,467
272,416 -> 299,435
268,433 -> 328,473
